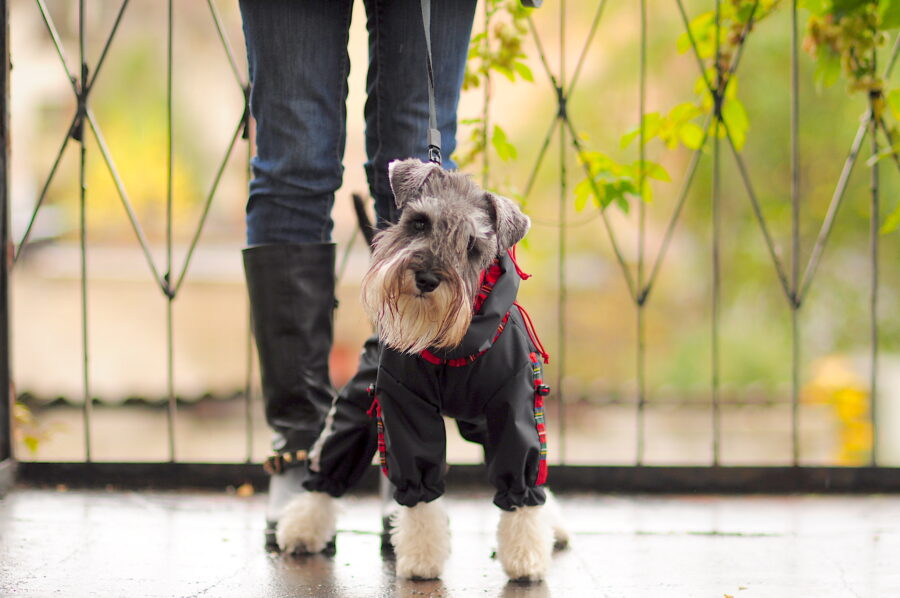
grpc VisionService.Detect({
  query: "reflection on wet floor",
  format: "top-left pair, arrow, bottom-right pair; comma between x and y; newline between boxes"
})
2,488 -> 900,597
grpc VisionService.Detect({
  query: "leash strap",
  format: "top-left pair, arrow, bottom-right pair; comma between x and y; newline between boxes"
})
420,0 -> 442,165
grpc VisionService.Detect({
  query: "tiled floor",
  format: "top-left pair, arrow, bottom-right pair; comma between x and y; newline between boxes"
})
1,487 -> 899,597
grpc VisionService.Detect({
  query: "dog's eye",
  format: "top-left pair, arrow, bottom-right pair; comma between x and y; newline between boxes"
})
410,218 -> 428,233
467,236 -> 477,254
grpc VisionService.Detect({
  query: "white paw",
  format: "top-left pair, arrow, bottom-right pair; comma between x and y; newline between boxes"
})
275,491 -> 337,554
497,505 -> 553,581
391,500 -> 450,580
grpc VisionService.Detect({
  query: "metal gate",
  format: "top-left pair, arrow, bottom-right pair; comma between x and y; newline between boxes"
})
3,0 -> 900,494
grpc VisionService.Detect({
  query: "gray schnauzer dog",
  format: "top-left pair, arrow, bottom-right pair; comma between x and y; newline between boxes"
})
362,159 -> 527,354
276,159 -> 568,581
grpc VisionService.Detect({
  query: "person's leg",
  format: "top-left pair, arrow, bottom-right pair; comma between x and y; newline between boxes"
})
363,0 -> 478,227
241,0 -> 353,246
238,0 -> 353,551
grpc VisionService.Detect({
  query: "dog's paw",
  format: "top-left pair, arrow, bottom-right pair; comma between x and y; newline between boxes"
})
497,505 -> 553,581
391,500 -> 450,580
275,491 -> 337,554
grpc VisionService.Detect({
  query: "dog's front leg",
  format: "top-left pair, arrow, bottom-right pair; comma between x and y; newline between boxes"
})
276,491 -> 338,554
391,499 -> 450,580
496,504 -> 554,581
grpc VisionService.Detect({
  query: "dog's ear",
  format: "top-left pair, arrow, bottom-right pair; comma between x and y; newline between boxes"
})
485,192 -> 531,253
388,159 -> 442,209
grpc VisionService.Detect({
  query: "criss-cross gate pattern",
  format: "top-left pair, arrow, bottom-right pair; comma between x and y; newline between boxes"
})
0,0 -> 896,477
1,0 -> 9,469
10,0 -> 254,462
516,0 -> 893,466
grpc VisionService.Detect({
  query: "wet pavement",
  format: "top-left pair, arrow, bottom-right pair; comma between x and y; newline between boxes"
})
1,488 -> 899,597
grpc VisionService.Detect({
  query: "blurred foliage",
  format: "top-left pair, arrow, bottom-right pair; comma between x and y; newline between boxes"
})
803,0 -> 895,92
495,0 -> 900,402
801,0 -> 900,232
575,153 -> 669,213
575,1 -> 782,215
84,43 -> 204,241
13,401 -> 57,456
575,0 -> 900,233
462,0 -> 534,90
803,356 -> 872,464
35,36 -> 209,242
455,0 -> 533,184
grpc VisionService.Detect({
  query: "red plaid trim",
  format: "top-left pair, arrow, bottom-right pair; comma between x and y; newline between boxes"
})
420,312 -> 510,367
473,258 -> 503,313
530,351 -> 549,486
367,395 -> 389,478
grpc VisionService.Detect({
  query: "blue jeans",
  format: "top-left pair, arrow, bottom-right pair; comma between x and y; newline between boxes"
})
239,0 -> 477,245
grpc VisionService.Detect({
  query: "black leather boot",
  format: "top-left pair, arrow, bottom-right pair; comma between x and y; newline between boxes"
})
243,243 -> 337,551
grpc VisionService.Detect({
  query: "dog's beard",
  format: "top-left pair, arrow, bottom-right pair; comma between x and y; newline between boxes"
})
362,251 -> 473,354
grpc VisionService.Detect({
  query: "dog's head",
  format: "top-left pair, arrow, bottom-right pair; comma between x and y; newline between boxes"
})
361,159 -> 530,354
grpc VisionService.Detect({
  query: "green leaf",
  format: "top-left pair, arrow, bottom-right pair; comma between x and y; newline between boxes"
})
831,0 -> 873,19
799,0 -> 831,16
888,89 -> 900,120
574,179 -> 593,212
865,142 -> 900,166
677,12 -> 716,57
669,102 -> 703,124
620,128 -> 641,149
620,113 -> 662,148
814,45 -> 842,89
575,151 -> 645,214
721,97 -> 749,150
602,183 -> 624,210
641,179 -> 654,202
513,61 -> 534,82
724,75 -> 740,101
676,32 -> 693,54
634,160 -> 671,182
734,2 -> 757,23
494,64 -> 516,82
679,122 -> 706,150
881,202 -> 900,234
24,435 -> 39,454
881,0 -> 900,29
491,125 -> 517,161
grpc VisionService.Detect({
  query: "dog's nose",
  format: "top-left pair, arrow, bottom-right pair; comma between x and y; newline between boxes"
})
414,271 -> 441,294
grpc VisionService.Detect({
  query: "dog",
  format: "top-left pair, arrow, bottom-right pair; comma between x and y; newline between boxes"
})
276,159 -> 568,581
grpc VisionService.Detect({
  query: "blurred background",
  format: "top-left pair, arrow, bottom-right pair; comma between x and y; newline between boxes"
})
7,0 -> 900,467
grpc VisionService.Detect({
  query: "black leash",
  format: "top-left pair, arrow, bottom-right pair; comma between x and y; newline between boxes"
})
420,0 -> 442,165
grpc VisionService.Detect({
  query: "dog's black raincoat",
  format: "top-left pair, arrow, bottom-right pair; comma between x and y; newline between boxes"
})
306,253 -> 549,511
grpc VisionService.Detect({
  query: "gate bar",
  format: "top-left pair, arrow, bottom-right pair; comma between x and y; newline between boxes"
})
0,0 -> 12,469
13,463 -> 900,494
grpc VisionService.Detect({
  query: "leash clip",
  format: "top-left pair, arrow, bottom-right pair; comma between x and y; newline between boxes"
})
427,128 -> 442,165
427,145 -> 442,165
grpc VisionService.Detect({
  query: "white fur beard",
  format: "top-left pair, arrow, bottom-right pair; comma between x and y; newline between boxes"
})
362,259 -> 472,354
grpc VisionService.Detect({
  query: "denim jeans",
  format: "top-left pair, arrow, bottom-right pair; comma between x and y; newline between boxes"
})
239,0 -> 478,245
